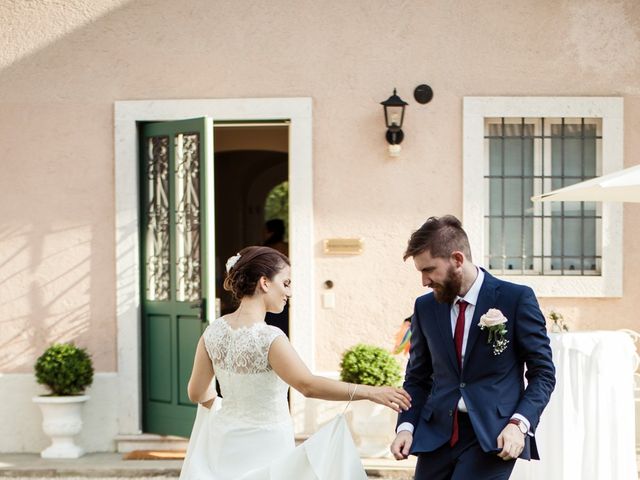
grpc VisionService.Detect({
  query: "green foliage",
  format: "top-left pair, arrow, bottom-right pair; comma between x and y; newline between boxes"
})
34,343 -> 94,396
339,344 -> 402,387
547,310 -> 569,332
264,181 -> 289,239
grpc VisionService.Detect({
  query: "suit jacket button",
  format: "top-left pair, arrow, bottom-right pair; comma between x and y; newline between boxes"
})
448,409 -> 453,416
460,382 -> 466,388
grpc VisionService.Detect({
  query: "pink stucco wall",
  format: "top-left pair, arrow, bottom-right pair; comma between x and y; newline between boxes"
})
1,0 -> 639,373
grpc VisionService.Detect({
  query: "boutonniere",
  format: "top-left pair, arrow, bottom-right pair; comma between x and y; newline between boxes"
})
478,309 -> 509,355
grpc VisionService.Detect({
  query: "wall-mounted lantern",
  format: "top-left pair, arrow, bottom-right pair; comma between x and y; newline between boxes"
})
380,89 -> 408,157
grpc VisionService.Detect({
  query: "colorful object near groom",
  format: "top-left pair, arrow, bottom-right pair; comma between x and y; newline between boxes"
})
393,316 -> 412,355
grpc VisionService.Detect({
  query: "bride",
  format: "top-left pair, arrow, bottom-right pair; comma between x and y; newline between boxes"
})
180,246 -> 411,479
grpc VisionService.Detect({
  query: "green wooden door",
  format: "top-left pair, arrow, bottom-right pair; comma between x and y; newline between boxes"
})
140,118 -> 213,437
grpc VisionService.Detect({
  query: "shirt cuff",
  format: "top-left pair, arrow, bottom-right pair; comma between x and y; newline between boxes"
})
396,422 -> 414,434
511,413 -> 532,436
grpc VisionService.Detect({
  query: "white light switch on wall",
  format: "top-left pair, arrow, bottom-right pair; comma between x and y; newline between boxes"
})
322,292 -> 335,309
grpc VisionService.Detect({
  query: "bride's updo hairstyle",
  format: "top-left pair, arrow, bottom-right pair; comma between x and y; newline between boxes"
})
223,246 -> 290,302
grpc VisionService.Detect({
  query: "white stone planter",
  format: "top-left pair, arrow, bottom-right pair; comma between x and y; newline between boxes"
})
32,395 -> 89,458
349,401 -> 396,458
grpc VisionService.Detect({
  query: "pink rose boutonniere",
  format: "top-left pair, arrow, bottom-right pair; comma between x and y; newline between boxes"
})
478,308 -> 509,355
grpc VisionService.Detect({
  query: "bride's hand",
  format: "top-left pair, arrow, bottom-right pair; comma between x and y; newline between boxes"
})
365,386 -> 412,412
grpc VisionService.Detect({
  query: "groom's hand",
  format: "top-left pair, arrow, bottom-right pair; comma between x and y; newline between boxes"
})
496,423 -> 525,461
390,431 -> 412,460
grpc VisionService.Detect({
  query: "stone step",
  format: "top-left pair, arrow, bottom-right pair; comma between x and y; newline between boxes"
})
113,434 -> 189,454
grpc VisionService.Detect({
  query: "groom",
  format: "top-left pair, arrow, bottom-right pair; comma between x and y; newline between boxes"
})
390,215 -> 555,479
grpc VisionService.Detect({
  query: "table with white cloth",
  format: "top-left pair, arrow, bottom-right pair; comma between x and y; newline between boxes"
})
511,330 -> 638,480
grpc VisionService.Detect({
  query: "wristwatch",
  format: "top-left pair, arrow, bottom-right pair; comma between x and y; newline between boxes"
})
508,418 -> 528,435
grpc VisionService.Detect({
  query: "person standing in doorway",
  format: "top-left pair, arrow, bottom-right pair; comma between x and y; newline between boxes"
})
263,219 -> 289,335
390,215 -> 555,479
263,218 -> 288,256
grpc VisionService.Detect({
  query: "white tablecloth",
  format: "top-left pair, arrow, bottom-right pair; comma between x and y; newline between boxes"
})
512,330 -> 638,480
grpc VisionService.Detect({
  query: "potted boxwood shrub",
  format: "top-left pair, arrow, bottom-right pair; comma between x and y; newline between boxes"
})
32,343 -> 94,458
340,343 -> 402,458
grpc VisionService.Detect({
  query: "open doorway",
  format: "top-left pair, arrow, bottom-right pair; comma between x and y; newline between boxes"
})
116,98 -> 314,438
213,122 -> 290,335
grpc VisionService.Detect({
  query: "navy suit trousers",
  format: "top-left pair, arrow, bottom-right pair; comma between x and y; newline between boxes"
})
414,413 -> 517,480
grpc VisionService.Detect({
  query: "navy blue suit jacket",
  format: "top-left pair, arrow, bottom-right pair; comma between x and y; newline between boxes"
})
397,270 -> 555,460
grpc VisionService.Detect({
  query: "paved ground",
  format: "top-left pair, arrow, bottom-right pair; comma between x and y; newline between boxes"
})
3,453 -> 639,479
0,453 -> 416,479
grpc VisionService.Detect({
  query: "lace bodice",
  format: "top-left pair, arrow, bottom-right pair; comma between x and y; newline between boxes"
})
203,318 -> 289,425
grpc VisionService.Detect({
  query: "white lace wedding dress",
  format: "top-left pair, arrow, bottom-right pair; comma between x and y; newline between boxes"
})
179,317 -> 367,480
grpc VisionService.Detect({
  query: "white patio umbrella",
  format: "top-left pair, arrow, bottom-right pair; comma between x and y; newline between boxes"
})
531,164 -> 640,203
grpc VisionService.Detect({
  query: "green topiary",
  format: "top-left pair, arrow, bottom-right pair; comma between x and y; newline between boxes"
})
34,343 -> 94,396
339,344 -> 402,387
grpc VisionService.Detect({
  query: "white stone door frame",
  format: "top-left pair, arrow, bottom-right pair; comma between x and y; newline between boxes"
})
114,98 -> 314,434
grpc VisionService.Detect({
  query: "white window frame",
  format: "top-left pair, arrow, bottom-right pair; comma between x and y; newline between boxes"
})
463,97 -> 623,297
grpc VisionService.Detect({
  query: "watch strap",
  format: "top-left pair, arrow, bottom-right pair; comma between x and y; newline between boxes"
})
508,418 -> 528,435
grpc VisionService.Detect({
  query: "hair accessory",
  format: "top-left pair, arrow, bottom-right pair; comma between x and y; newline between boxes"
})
225,254 -> 241,273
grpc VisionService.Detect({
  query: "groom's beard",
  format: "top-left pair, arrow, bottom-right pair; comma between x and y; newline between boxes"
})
431,265 -> 462,305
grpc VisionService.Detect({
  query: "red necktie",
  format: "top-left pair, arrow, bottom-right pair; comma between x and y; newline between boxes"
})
450,300 -> 468,447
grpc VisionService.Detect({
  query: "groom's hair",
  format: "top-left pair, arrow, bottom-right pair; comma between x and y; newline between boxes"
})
403,215 -> 472,261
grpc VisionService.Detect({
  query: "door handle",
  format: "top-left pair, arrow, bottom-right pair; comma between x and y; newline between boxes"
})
190,299 -> 207,322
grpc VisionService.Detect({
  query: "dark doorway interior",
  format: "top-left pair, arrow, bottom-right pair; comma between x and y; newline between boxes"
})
213,124 -> 289,335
